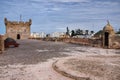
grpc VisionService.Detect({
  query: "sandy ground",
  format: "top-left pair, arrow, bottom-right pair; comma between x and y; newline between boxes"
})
0,58 -> 73,80
0,39 -> 120,80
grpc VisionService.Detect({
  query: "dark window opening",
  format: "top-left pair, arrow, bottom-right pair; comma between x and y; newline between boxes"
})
17,34 -> 20,39
104,32 -> 109,47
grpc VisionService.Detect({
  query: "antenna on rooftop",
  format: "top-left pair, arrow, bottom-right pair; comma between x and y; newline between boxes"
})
107,20 -> 110,25
93,24 -> 94,31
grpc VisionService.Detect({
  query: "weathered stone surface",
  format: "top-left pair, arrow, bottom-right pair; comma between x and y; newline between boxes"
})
112,42 -> 120,49
0,35 -> 4,52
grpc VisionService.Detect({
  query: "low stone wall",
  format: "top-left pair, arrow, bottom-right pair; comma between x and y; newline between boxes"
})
41,37 -> 102,46
62,38 -> 90,46
30,37 -> 102,47
0,35 -> 4,53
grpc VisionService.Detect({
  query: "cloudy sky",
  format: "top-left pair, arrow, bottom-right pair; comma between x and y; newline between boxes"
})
0,0 -> 120,34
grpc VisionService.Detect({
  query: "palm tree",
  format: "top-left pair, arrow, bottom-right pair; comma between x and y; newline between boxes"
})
90,31 -> 94,34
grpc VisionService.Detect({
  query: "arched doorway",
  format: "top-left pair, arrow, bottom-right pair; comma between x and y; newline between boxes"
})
104,32 -> 109,47
17,34 -> 20,39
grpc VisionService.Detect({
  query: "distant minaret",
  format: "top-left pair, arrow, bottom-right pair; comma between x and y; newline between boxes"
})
20,14 -> 22,21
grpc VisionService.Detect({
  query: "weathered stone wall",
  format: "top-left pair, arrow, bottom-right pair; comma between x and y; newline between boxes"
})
4,18 -> 32,40
0,35 -> 4,53
114,35 -> 120,43
112,35 -> 120,49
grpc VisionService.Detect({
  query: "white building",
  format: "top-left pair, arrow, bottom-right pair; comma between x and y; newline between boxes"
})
31,32 -> 46,38
50,32 -> 66,38
39,32 -> 46,38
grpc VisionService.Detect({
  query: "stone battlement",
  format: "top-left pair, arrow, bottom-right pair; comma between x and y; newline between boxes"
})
4,18 -> 32,26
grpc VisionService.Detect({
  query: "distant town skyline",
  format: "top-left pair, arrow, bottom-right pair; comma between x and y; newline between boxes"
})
0,0 -> 120,34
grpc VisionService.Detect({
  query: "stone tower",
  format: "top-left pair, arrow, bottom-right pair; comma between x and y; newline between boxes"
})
102,21 -> 115,48
4,18 -> 32,40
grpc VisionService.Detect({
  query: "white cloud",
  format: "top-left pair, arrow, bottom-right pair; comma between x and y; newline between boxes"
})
0,0 -> 120,34
96,1 -> 120,6
50,0 -> 90,2
29,0 -> 91,3
51,7 -> 61,11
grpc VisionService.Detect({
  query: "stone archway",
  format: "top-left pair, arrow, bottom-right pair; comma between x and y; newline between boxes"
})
17,34 -> 20,39
104,32 -> 109,47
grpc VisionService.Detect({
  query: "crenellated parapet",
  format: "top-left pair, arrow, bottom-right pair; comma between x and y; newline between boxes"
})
4,18 -> 32,26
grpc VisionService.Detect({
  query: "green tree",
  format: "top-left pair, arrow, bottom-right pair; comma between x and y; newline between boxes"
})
90,31 -> 94,34
71,30 -> 75,37
94,30 -> 103,37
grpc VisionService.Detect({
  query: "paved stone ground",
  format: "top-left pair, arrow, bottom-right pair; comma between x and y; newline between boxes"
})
0,39 -> 73,66
0,39 -> 120,80
0,39 -> 80,80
